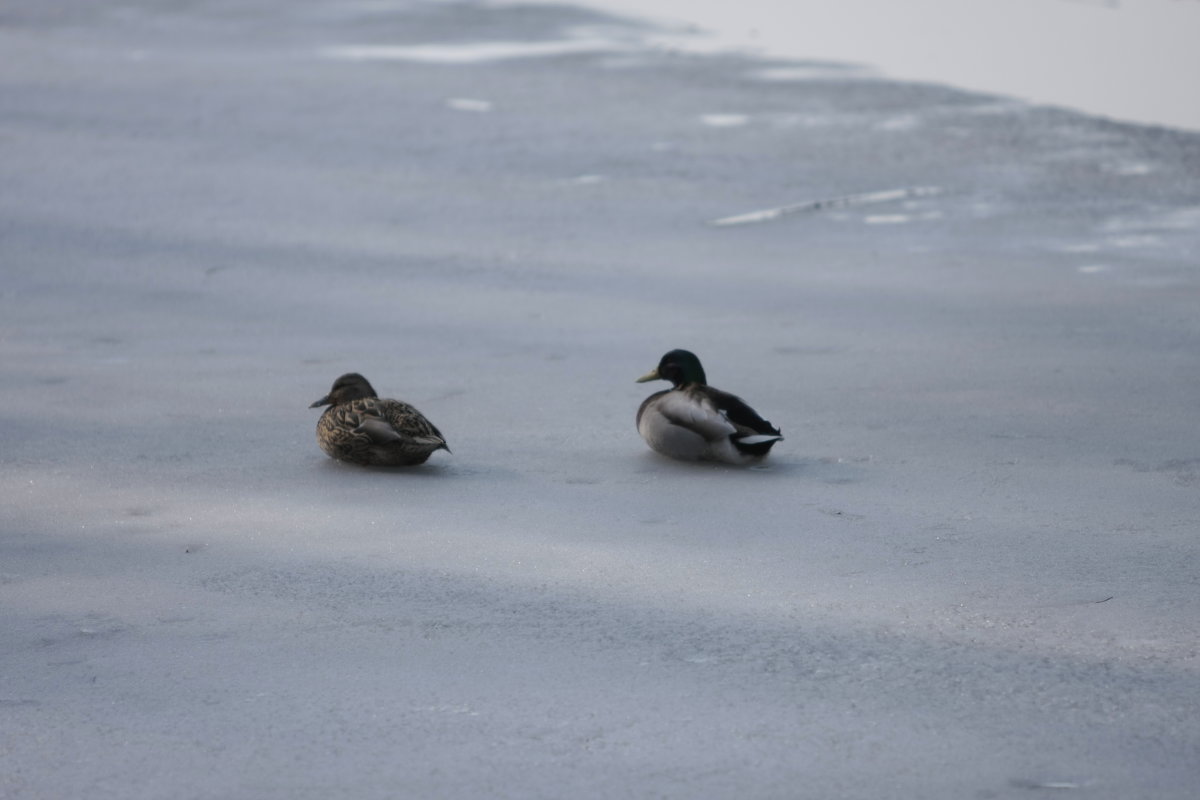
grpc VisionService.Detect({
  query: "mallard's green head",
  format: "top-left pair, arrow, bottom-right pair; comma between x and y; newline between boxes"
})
310,372 -> 378,408
636,349 -> 707,388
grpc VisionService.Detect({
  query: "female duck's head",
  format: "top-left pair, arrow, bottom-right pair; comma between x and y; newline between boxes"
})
309,372 -> 378,408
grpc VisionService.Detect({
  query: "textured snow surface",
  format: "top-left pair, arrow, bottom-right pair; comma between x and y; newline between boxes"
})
504,0 -> 1200,131
2,1 -> 1199,798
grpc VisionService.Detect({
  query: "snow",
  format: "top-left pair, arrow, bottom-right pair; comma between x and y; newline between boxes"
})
2,1 -> 1199,798
501,0 -> 1200,131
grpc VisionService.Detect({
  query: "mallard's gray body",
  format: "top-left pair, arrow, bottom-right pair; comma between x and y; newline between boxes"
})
636,350 -> 782,465
310,373 -> 448,466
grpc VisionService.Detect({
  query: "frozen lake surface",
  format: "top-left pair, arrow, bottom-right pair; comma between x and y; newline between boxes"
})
2,1 -> 1199,798
512,0 -> 1200,130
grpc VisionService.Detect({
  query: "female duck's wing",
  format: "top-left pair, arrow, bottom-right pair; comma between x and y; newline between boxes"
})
372,399 -> 450,451
322,400 -> 375,435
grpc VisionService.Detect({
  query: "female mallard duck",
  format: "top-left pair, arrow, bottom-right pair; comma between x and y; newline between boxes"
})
636,349 -> 782,464
309,373 -> 449,466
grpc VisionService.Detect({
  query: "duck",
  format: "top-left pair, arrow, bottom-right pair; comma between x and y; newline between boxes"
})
309,373 -> 449,466
635,349 -> 782,464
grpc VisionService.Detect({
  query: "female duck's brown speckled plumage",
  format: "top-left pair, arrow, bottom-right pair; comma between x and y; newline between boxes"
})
309,373 -> 449,466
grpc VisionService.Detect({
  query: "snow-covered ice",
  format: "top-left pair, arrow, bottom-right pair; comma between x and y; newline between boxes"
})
507,0 -> 1200,131
2,1 -> 1198,798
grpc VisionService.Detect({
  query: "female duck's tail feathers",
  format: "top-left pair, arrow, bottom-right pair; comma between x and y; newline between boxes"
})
354,419 -> 450,453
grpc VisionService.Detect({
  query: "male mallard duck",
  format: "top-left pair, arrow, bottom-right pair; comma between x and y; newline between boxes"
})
309,373 -> 449,466
636,349 -> 782,464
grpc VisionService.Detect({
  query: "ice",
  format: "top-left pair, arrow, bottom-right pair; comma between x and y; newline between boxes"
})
320,38 -> 628,64
699,114 -> 751,128
708,186 -> 943,227
445,97 -> 495,113
2,1 -> 1199,798
510,0 -> 1200,131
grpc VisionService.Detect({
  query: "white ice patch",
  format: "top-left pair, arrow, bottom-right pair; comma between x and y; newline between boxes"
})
1161,207 -> 1200,229
752,65 -> 878,82
709,186 -> 941,227
878,114 -> 919,131
962,101 -> 1029,116
571,174 -> 606,185
1107,234 -> 1164,249
1102,207 -> 1200,240
1077,264 -> 1109,274
770,113 -> 841,129
320,38 -> 627,64
446,97 -> 493,112
1103,162 -> 1154,176
700,114 -> 749,128
864,214 -> 910,225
